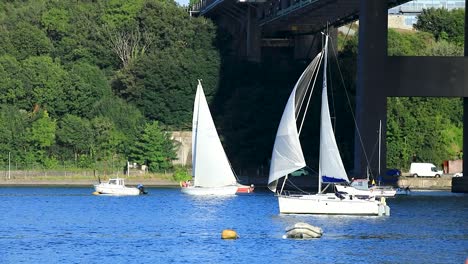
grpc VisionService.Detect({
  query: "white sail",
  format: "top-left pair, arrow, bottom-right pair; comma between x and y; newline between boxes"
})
319,37 -> 349,185
191,81 -> 201,177
268,53 -> 323,192
192,81 -> 237,187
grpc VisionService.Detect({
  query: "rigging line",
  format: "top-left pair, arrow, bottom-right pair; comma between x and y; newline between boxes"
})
343,21 -> 353,44
367,134 -> 380,180
298,42 -> 325,135
329,35 -> 372,173
328,45 -> 336,132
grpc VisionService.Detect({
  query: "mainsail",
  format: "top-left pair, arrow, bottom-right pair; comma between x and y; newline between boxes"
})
267,52 -> 323,192
192,81 -> 237,187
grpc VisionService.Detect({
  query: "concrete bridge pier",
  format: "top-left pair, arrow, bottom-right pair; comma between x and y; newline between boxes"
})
246,5 -> 261,61
211,3 -> 261,61
354,0 -> 388,178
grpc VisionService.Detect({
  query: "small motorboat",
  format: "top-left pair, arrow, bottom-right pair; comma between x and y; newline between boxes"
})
93,178 -> 147,196
283,222 -> 323,239
236,184 -> 255,193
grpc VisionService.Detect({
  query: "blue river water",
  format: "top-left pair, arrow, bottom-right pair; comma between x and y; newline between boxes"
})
0,187 -> 466,264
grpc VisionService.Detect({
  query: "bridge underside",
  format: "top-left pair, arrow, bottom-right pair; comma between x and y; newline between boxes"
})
196,0 -> 468,181
197,0 -> 410,61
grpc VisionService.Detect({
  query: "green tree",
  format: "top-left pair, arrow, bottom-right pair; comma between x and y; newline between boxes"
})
116,47 -> 220,128
0,29 -> 15,57
129,121 -> 178,172
56,114 -> 94,162
27,110 -> 57,165
0,55 -> 26,106
91,96 -> 145,156
102,0 -> 145,29
20,56 -> 70,117
10,22 -> 53,60
91,116 -> 123,161
41,7 -> 70,41
0,105 -> 29,165
28,110 -> 56,149
414,8 -> 465,45
65,61 -> 112,118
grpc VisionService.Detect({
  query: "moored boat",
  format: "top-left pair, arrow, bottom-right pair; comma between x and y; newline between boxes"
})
236,184 -> 255,193
180,80 -> 240,196
267,34 -> 390,216
94,178 -> 146,196
336,179 -> 396,198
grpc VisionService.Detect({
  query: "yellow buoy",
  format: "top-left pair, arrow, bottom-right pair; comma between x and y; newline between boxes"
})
221,229 -> 238,239
92,191 -> 100,195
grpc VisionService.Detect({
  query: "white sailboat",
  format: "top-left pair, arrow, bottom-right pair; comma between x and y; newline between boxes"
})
268,35 -> 390,216
181,80 -> 238,195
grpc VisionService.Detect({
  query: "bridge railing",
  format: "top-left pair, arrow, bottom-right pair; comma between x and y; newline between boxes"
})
191,0 -> 223,13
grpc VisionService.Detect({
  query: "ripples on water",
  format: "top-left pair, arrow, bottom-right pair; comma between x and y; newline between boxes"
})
0,187 -> 466,263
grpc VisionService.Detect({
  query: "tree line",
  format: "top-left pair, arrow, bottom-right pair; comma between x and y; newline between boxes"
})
0,0 -> 219,172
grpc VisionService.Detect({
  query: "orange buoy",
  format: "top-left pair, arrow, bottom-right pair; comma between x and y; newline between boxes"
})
221,229 -> 238,239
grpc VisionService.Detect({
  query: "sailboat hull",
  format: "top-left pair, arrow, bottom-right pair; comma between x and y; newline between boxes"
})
181,185 -> 238,196
277,193 -> 390,216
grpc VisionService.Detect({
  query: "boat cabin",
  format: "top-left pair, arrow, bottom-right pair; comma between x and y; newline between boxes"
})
350,179 -> 370,190
107,178 -> 125,186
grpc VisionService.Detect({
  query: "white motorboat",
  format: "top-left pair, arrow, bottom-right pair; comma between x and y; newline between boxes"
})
268,34 -> 390,216
94,178 -> 146,196
336,179 -> 397,198
180,80 -> 238,196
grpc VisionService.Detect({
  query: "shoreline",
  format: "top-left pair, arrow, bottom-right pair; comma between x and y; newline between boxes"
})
0,179 -> 180,187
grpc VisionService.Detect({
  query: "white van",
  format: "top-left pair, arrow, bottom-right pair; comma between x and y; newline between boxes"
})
409,163 -> 443,178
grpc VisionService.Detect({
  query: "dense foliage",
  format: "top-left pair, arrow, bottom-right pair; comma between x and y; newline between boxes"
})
414,8 -> 465,46
0,0 -> 220,171
385,9 -> 464,170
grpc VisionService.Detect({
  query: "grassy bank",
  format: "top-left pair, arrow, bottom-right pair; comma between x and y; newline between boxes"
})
0,171 -> 179,187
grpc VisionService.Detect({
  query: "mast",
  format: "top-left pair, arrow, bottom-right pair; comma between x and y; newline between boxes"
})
318,35 -> 329,194
378,119 -> 382,184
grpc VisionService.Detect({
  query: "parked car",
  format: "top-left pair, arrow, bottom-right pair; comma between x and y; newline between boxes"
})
386,168 -> 401,176
289,167 -> 315,177
409,162 -> 443,178
453,172 -> 463,177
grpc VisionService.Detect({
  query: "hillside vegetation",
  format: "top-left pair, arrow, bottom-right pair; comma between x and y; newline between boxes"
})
0,0 -> 220,172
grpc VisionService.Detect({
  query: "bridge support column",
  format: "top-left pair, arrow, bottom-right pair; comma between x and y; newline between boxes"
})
354,0 -> 387,178
246,5 -> 261,62
453,0 -> 468,192
464,0 -> 468,180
